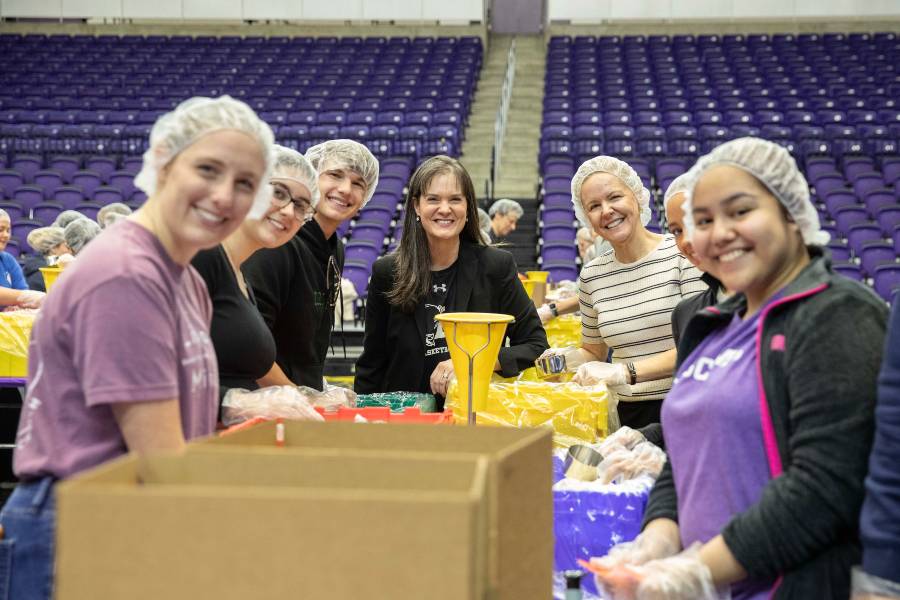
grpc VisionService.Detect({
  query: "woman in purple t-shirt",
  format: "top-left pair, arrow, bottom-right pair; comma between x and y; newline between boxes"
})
593,138 -> 887,600
0,96 -> 276,600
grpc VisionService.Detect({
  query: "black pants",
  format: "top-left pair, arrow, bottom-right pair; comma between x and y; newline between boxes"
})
617,399 -> 662,430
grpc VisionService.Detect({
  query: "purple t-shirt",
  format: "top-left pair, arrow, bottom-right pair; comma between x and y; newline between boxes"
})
662,308 -> 775,600
14,220 -> 218,480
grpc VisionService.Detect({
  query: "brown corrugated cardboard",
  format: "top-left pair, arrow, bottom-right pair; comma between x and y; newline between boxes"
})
201,420 -> 554,600
56,447 -> 490,600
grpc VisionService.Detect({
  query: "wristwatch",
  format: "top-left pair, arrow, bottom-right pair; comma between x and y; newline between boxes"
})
549,302 -> 559,317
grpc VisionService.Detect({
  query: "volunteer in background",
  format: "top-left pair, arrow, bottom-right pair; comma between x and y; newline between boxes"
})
192,145 -> 317,401
355,155 -> 547,408
664,173 -> 729,347
541,156 -> 705,429
487,197 -> 523,243
243,139 -> 379,390
596,138 -> 887,600
97,202 -> 133,228
23,227 -> 70,292
854,300 -> 900,600
63,217 -> 101,255
0,208 -> 44,308
0,96 -> 274,600
535,227 -> 611,324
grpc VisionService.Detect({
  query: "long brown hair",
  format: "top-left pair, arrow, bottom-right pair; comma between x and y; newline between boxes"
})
386,155 -> 484,313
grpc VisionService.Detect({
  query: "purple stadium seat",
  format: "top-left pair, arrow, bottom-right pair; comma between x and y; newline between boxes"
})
344,240 -> 381,266
873,264 -> 900,302
11,155 -> 42,183
32,202 -> 63,226
852,173 -> 886,198
343,263 -> 371,297
823,190 -> 859,217
826,241 -> 852,262
875,206 -> 900,236
0,170 -> 24,195
70,171 -> 103,197
859,242 -> 896,276
74,202 -> 102,221
93,186 -> 124,205
544,263 -> 579,284
11,218 -> 41,246
0,202 -> 25,221
542,242 -> 578,262
833,262 -> 864,282
847,223 -> 884,255
882,157 -> 900,186
32,170 -> 63,198
12,185 -> 44,213
542,225 -> 576,243
541,208 -> 576,226
834,206 -> 871,234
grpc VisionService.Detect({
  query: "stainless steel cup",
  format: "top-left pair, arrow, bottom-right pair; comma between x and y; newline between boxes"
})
563,444 -> 604,482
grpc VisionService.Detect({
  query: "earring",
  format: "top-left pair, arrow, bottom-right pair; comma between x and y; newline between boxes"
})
416,215 -> 420,222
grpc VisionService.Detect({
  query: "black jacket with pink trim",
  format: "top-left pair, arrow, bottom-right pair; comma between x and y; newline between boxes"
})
643,247 -> 888,599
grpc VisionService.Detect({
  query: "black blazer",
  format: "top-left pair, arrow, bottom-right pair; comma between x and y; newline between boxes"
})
354,242 -> 549,394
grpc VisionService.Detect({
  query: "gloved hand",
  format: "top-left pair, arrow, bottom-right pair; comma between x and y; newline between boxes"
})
626,545 -> 721,600
598,425 -> 646,455
537,304 -> 554,324
16,290 -> 46,309
590,527 -> 681,573
55,253 -> 75,267
536,346 -> 593,372
574,361 -> 628,387
597,441 -> 667,484
852,566 -> 900,599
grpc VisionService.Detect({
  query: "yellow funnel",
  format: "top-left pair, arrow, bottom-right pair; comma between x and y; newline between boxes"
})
525,270 -> 549,283
39,266 -> 64,292
521,278 -> 535,298
435,312 -> 514,425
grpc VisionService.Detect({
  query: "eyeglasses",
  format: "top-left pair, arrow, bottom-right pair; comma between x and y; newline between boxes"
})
271,181 -> 314,222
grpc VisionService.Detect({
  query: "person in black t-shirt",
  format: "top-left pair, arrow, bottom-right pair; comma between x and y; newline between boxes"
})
192,145 -> 318,401
355,156 -> 548,407
243,140 -> 380,390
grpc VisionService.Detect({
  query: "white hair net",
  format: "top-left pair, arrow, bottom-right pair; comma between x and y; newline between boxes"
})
97,202 -> 133,229
64,218 -> 102,255
663,172 -> 693,212
27,226 -> 66,255
305,139 -> 379,207
684,137 -> 829,246
134,96 -> 276,220
571,156 -> 652,229
53,210 -> 86,229
488,198 -> 524,219
271,144 -> 320,208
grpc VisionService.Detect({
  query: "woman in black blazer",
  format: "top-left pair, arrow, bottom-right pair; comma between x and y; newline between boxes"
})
354,156 -> 548,407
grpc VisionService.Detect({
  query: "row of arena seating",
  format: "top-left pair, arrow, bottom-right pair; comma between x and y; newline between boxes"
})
537,33 -> 900,300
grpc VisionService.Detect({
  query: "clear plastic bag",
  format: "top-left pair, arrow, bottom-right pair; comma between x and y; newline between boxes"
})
221,386 -> 330,426
852,567 -> 900,598
447,371 -> 613,448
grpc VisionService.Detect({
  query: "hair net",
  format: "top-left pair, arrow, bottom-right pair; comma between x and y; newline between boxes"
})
488,198 -> 524,219
571,156 -> 652,229
683,137 -> 829,246
663,172 -> 693,212
53,210 -> 87,229
0,209 -> 9,222
27,227 -> 66,255
97,202 -> 133,228
134,95 -> 276,221
305,139 -> 379,206
271,144 -> 320,208
64,218 -> 101,255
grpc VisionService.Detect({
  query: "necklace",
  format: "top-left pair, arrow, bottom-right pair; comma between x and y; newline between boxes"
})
221,243 -> 249,299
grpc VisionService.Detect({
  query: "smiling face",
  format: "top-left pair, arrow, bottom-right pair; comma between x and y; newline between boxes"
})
690,165 -> 809,312
0,216 -> 9,252
665,192 -> 700,267
242,177 -> 310,249
580,172 -> 642,248
314,162 -> 367,230
153,130 -> 266,264
414,171 -> 467,245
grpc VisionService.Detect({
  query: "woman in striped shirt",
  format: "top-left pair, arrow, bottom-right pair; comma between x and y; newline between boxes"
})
556,156 -> 705,428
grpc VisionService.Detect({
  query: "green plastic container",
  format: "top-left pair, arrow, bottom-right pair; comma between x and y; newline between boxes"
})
355,392 -> 437,413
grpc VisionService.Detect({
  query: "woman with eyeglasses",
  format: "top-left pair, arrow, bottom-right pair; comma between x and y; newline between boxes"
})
191,145 -> 317,402
355,155 -> 548,407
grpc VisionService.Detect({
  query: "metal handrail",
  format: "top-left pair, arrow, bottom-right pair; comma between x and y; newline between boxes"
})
489,37 -> 516,203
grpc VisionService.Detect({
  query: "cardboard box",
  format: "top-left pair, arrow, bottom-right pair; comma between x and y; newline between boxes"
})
56,447 -> 490,600
201,420 -> 554,599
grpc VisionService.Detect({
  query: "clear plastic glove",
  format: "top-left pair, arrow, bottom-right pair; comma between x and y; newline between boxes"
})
221,385 -> 324,426
597,441 -> 667,484
599,425 -> 647,455
537,304 -> 554,324
538,346 -> 593,372
56,253 -> 75,267
574,361 -> 628,387
16,290 -> 46,309
852,567 -> 900,599
619,545 -> 720,600
590,528 -> 681,573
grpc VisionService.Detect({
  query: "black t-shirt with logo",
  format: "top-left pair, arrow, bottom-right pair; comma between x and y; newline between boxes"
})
418,262 -> 458,394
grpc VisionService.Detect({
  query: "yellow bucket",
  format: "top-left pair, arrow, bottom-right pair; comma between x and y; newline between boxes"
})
39,266 -> 64,292
525,270 -> 549,283
435,312 -> 514,424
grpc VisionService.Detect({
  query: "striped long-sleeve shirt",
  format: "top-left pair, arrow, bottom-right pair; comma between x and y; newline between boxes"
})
579,235 -> 706,402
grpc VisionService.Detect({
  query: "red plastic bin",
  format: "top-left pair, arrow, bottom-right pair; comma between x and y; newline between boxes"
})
313,406 -> 454,424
